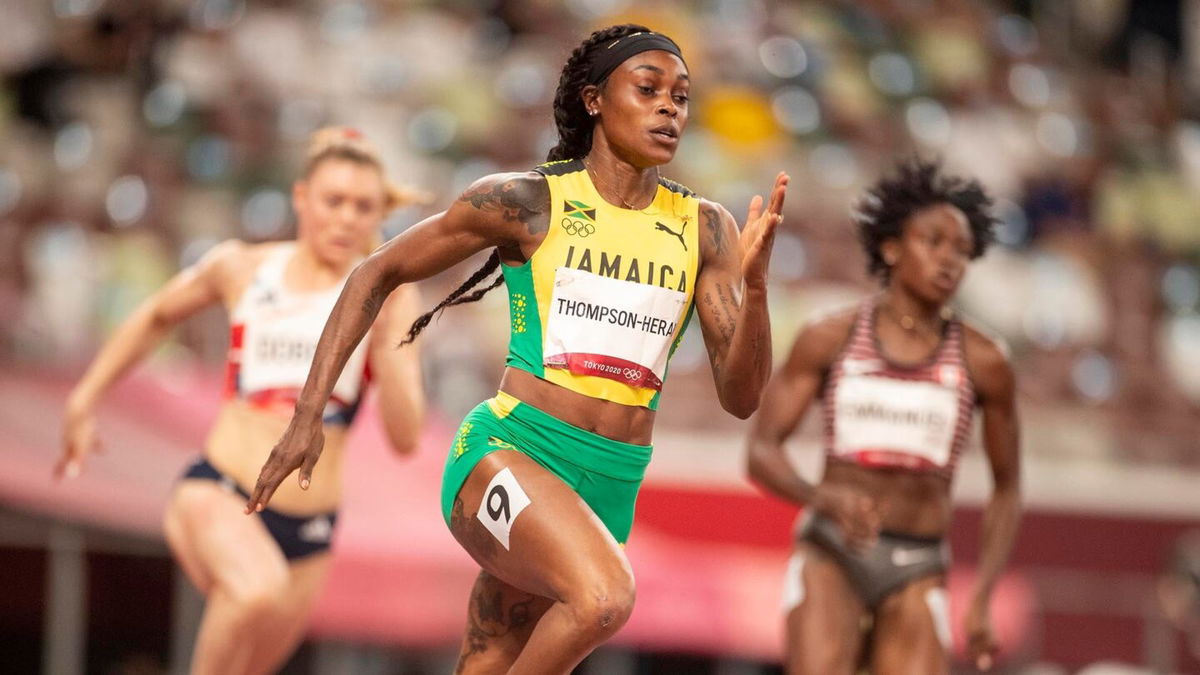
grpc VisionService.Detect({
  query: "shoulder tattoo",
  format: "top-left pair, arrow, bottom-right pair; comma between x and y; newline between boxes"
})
459,176 -> 550,236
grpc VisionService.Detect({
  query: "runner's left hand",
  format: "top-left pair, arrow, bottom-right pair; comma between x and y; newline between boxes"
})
740,172 -> 789,289
965,599 -> 998,671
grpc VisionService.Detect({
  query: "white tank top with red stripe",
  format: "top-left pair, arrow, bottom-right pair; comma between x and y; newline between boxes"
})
224,243 -> 370,425
822,298 -> 975,479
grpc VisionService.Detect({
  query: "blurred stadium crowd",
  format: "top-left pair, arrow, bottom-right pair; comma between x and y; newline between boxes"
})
3,0 -> 1197,468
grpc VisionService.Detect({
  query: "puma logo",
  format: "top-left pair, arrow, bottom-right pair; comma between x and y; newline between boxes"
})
655,221 -> 687,251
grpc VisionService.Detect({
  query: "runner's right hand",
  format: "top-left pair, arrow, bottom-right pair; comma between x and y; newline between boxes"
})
811,484 -> 881,552
245,415 -> 325,513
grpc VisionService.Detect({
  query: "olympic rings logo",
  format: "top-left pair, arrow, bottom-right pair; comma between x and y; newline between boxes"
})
561,217 -> 596,237
622,367 -> 642,381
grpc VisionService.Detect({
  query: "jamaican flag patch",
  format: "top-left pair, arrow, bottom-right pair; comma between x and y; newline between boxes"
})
561,200 -> 598,237
563,200 -> 596,223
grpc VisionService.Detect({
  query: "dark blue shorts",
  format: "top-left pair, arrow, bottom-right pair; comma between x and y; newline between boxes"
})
180,457 -> 338,561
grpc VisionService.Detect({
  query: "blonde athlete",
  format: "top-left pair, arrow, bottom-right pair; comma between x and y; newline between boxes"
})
56,128 -> 425,675
250,25 -> 789,674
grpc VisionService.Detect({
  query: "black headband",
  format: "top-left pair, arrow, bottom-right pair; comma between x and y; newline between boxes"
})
586,32 -> 686,85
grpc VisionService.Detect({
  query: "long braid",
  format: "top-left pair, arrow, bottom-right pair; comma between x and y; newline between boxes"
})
402,24 -> 652,346
546,24 -> 651,161
399,251 -> 501,346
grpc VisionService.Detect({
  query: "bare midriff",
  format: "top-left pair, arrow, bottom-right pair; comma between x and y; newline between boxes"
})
499,367 -> 656,446
202,401 -> 350,515
822,458 -> 953,537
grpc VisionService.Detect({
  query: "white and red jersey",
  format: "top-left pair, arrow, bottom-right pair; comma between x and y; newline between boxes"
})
821,298 -> 975,479
224,243 -> 370,425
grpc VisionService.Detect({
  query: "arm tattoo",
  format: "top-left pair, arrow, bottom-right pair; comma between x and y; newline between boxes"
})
361,284 -> 386,317
714,282 -> 739,344
702,205 -> 727,257
750,329 -> 766,373
704,280 -> 746,382
459,176 -> 550,235
703,291 -> 735,345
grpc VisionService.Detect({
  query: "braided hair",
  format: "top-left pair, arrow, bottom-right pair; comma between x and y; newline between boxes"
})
401,24 -> 651,345
854,158 -> 997,284
397,252 -> 503,346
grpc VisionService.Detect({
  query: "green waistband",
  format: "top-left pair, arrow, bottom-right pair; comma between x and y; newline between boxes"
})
497,393 -> 652,481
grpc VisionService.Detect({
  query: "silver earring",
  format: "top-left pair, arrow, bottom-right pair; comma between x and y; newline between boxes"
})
589,109 -> 597,116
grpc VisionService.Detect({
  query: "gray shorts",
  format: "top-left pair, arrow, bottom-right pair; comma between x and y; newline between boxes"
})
798,512 -> 949,608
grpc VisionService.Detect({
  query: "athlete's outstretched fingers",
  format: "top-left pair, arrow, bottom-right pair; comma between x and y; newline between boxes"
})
246,426 -> 323,512
765,171 -> 789,217
744,194 -> 764,231
246,459 -> 282,514
247,451 -> 292,513
739,173 -> 788,287
450,450 -> 636,673
739,200 -> 764,263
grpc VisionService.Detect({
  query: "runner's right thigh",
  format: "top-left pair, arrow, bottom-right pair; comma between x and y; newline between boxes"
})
784,540 -> 866,675
449,449 -> 634,614
164,480 -> 290,601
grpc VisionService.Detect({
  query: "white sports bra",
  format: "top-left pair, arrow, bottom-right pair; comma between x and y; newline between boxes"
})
223,243 -> 370,425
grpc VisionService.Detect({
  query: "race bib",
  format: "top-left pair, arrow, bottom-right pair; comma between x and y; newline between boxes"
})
832,374 -> 959,467
240,305 -> 369,404
543,267 -> 686,391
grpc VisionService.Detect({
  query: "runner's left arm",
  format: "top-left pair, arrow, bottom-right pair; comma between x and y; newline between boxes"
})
693,172 -> 787,418
964,330 -> 1022,671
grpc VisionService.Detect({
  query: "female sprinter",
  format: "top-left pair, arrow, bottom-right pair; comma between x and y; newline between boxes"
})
56,128 -> 426,675
746,160 -> 1021,674
248,24 -> 789,674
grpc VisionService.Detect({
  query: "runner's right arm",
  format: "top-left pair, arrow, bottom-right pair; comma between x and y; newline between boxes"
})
247,172 -> 549,509
57,240 -> 244,478
745,313 -> 880,548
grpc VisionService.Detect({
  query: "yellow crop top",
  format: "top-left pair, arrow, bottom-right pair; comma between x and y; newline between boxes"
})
501,158 -> 701,409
